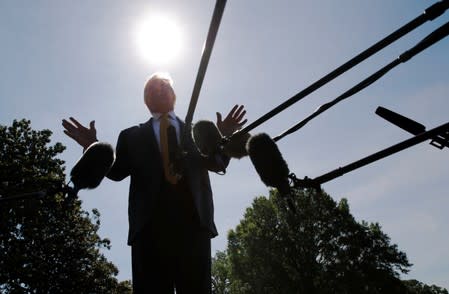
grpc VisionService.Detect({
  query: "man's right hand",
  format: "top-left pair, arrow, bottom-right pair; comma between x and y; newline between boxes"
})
62,117 -> 98,150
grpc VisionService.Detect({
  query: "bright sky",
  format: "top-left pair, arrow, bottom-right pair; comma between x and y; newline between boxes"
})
1,0 -> 448,288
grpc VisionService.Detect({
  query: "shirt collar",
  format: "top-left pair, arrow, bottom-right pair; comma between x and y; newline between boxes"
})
151,110 -> 176,121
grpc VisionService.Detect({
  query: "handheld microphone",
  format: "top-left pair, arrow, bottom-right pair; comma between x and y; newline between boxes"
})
246,133 -> 291,195
70,142 -> 115,191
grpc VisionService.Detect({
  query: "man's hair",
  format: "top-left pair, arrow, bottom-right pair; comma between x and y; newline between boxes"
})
146,72 -> 173,88
144,72 -> 174,100
143,72 -> 176,112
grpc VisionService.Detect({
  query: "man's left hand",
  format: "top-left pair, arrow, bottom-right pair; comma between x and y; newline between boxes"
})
216,104 -> 247,137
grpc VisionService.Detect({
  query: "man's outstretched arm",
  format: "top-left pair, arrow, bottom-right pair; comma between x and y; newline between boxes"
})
62,117 -> 130,181
62,117 -> 98,151
202,104 -> 248,173
216,104 -> 247,137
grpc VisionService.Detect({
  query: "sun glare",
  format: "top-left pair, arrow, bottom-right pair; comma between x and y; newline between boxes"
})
135,14 -> 183,65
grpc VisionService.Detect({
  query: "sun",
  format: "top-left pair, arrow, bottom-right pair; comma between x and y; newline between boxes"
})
135,14 -> 183,65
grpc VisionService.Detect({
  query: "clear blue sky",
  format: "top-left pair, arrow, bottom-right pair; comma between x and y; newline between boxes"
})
1,0 -> 448,288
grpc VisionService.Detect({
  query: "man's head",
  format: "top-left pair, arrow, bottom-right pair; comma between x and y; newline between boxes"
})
144,72 -> 176,114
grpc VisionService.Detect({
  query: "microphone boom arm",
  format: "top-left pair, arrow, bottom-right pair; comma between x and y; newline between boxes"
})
292,120 -> 449,189
274,21 -> 449,142
229,0 -> 449,140
182,0 -> 227,150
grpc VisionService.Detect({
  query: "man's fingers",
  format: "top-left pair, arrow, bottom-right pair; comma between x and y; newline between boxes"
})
235,110 -> 246,122
63,130 -> 78,141
232,105 -> 245,119
216,112 -> 223,124
226,105 -> 239,120
69,117 -> 86,129
89,120 -> 96,130
230,104 -> 238,114
238,119 -> 248,127
62,118 -> 74,128
62,119 -> 77,133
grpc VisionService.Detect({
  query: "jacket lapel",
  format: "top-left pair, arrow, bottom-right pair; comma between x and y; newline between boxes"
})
176,116 -> 185,133
139,118 -> 162,167
140,118 -> 158,150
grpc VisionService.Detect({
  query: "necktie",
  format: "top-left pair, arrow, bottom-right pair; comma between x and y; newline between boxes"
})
160,113 -> 179,184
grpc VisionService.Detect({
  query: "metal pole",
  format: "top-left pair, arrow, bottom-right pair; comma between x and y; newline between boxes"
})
230,0 -> 449,140
274,21 -> 449,142
312,121 -> 449,185
183,0 -> 227,145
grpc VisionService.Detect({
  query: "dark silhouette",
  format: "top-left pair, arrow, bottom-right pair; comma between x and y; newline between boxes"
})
0,119 -> 132,293
62,72 -> 247,293
215,188 -> 412,293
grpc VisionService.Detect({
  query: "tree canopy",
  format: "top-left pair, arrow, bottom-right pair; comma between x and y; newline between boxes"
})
0,119 -> 131,293
212,187 -> 447,293
403,280 -> 448,294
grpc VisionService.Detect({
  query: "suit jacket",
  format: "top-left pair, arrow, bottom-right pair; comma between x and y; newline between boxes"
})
107,118 -> 229,245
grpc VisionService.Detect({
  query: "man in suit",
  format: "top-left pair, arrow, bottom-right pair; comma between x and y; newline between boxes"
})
62,72 -> 247,293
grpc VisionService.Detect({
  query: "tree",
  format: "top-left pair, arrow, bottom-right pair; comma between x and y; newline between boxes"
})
224,188 -> 414,293
403,280 -> 448,294
0,119 -> 131,293
212,250 -> 232,294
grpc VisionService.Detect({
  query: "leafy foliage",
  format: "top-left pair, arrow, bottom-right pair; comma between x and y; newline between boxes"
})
221,188 -> 414,293
0,119 -> 131,293
403,280 -> 449,294
212,250 -> 232,294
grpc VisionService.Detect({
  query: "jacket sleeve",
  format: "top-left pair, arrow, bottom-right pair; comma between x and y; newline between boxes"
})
107,130 -> 131,181
183,128 -> 230,174
201,152 -> 230,174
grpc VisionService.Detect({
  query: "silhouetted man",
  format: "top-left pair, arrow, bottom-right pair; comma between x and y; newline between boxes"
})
62,72 -> 246,293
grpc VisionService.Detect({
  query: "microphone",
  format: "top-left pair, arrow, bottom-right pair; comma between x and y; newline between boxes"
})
376,106 -> 448,149
375,106 -> 426,135
70,142 -> 115,191
192,120 -> 222,156
246,133 -> 290,195
223,132 -> 251,159
192,120 -> 250,158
